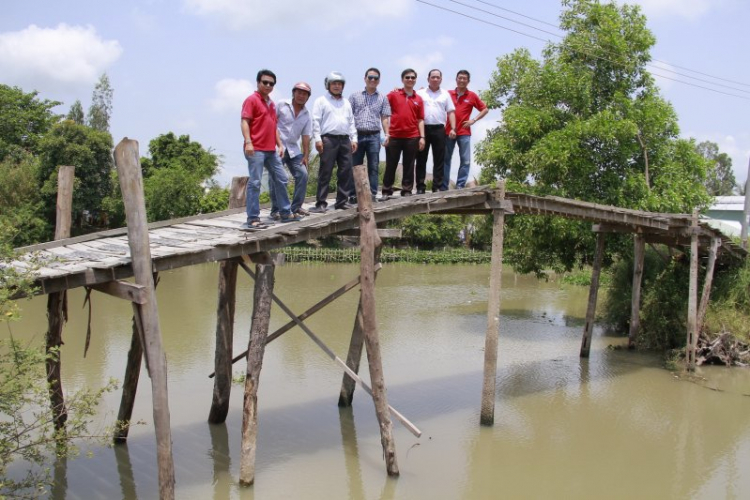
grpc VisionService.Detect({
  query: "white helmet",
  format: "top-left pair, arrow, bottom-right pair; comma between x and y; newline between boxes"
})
324,71 -> 346,91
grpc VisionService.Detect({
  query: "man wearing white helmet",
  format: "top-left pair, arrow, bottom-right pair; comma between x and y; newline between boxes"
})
310,71 -> 358,212
269,81 -> 312,219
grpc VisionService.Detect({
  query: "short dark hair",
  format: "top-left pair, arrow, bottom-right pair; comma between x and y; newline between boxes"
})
401,68 -> 417,79
456,69 -> 470,80
428,69 -> 442,78
256,69 -> 277,83
364,67 -> 381,78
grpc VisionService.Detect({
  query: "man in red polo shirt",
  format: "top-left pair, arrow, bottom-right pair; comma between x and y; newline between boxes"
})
443,69 -> 488,190
382,68 -> 425,199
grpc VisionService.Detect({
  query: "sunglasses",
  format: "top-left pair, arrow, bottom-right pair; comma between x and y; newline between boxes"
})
367,75 -> 380,81
260,80 -> 276,87
403,75 -> 416,80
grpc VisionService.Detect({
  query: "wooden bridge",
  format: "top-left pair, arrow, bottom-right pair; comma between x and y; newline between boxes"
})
5,139 -> 744,498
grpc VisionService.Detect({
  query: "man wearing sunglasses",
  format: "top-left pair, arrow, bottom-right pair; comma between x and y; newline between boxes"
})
382,69 -> 425,199
349,68 -> 391,201
240,69 -> 300,230
416,69 -> 456,193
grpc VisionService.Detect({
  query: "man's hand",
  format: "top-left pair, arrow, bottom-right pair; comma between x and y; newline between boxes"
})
383,136 -> 390,147
302,155 -> 309,168
277,145 -> 284,158
244,142 -> 255,157
461,119 -> 473,130
351,142 -> 358,153
418,138 -> 425,151
449,129 -> 457,139
315,141 -> 324,154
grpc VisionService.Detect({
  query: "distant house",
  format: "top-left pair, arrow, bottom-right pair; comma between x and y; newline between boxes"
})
704,196 -> 746,237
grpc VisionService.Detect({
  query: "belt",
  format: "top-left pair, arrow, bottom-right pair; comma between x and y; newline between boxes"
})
425,124 -> 445,128
321,134 -> 348,138
357,130 -> 380,136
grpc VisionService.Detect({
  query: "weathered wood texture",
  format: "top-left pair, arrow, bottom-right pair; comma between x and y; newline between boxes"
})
353,164 -> 398,475
697,237 -> 721,330
480,182 -> 506,426
686,211 -> 700,371
46,165 -> 74,431
209,177 -> 247,424
239,253 -> 275,486
580,232 -> 606,358
114,305 -> 145,443
628,234 -> 645,348
114,139 -> 175,499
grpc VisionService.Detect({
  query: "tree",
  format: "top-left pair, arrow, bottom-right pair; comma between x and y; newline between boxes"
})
66,100 -> 85,125
0,152 -> 48,247
696,141 -> 736,196
141,132 -> 219,180
476,0 -> 710,274
87,74 -> 113,133
38,121 -> 114,230
0,85 -> 60,161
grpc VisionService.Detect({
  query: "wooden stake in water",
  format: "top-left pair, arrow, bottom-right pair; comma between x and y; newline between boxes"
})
628,234 -> 645,348
580,232 -> 605,358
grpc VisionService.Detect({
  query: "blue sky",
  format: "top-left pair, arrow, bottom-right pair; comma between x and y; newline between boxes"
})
3,0 -> 749,187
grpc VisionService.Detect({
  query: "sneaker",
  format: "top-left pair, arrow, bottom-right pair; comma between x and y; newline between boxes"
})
308,205 -> 327,214
280,213 -> 303,223
378,195 -> 391,202
335,203 -> 356,210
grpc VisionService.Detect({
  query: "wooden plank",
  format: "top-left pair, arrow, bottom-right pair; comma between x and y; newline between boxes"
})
91,280 -> 147,304
114,138 -> 175,499
580,232 -> 605,358
628,234 -> 645,348
697,237 -> 720,331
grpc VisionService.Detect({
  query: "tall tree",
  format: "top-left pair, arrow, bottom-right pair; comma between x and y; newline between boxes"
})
0,85 -> 60,160
476,0 -> 709,274
67,100 -> 85,125
87,73 -> 113,133
696,141 -> 736,196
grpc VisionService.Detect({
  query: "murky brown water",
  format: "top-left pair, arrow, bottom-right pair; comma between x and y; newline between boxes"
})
9,263 -> 750,499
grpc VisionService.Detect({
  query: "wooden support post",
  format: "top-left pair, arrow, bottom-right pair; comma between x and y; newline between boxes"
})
239,252 -> 275,486
114,306 -> 145,443
686,210 -> 699,371
114,138 -> 175,499
338,246 -> 382,408
353,164 -> 399,475
628,234 -> 645,349
697,238 -> 721,330
46,165 -> 74,431
480,182 -> 506,426
580,232 -> 605,358
209,177 -> 247,423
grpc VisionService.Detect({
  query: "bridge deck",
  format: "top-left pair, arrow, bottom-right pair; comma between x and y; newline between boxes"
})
6,187 -> 743,296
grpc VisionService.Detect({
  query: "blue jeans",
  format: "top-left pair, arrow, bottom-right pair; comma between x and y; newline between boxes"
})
245,150 -> 290,221
443,135 -> 472,190
352,134 -> 381,196
270,152 -> 308,214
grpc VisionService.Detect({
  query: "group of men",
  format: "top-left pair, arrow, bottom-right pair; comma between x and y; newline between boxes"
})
239,67 -> 487,230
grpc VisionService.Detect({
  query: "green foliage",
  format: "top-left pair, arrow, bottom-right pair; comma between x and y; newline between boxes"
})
283,246 -> 491,264
0,85 -> 60,161
141,132 -> 219,180
476,0 -> 710,272
0,152 -> 49,247
393,214 -> 465,248
144,166 -> 205,221
200,182 -> 230,213
696,140 -> 736,196
38,121 -> 114,230
703,260 -> 750,343
87,74 -> 113,133
66,100 -> 85,126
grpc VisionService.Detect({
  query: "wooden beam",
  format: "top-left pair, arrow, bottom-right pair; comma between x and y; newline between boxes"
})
46,165 -> 74,431
480,181 -> 506,426
580,232 -> 605,357
91,280 -> 147,304
239,253 -> 275,486
686,210 -> 699,372
697,237 -> 721,331
114,297 -> 146,443
114,138 -> 175,499
336,228 -> 403,238
628,234 -> 645,349
209,177 -> 247,424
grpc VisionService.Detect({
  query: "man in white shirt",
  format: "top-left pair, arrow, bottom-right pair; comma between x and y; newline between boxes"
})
416,69 -> 456,193
310,71 -> 358,212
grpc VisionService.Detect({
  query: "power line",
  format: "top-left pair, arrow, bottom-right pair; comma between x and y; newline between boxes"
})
416,0 -> 750,101
446,0 -> 750,94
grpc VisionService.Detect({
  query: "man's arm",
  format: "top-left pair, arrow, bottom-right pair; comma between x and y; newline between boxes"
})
276,129 -> 284,157
312,98 -> 324,153
418,119 -> 425,151
447,111 -> 457,139
241,118 -> 254,156
301,135 -> 310,167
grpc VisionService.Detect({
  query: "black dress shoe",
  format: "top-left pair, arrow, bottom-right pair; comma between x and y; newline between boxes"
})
401,191 -> 413,197
335,203 -> 355,210
416,189 -> 426,195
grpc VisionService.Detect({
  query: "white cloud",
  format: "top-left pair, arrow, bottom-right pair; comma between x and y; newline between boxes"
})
184,0 -> 412,30
210,78 -> 254,112
398,52 -> 445,82
0,24 -> 122,92
626,0 -> 714,20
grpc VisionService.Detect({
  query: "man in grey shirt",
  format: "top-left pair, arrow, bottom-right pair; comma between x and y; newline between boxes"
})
349,67 -> 391,201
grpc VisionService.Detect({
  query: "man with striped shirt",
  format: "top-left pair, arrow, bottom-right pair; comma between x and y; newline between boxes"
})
349,68 -> 391,201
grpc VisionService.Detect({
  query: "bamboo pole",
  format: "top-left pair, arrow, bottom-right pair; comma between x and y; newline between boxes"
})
113,138 -> 175,499
480,182 -> 506,426
239,252 -> 275,486
697,238 -> 721,332
353,163 -> 398,475
686,210 -> 699,371
209,177 -> 247,423
580,232 -> 605,358
46,165 -> 74,431
628,234 -> 645,349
